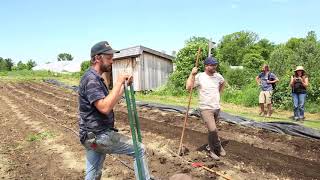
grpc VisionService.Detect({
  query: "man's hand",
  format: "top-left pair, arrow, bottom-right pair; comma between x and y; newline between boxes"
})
191,67 -> 198,76
256,80 -> 261,86
127,75 -> 133,85
117,74 -> 133,85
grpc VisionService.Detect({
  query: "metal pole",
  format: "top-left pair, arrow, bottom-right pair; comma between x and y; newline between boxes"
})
208,38 -> 216,57
129,84 -> 142,142
124,82 -> 143,179
208,38 -> 212,57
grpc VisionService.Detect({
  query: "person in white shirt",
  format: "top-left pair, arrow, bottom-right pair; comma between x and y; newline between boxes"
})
186,57 -> 226,160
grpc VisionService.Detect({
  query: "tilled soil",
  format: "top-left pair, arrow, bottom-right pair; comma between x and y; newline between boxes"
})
0,81 -> 319,180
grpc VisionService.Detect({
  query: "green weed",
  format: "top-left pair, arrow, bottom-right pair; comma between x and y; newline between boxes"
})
26,131 -> 55,142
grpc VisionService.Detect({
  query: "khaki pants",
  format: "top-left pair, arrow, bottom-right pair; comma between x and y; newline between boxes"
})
200,109 -> 220,131
259,91 -> 273,104
200,109 -> 221,153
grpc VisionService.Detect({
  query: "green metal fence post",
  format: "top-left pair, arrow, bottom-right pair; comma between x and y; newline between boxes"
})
129,84 -> 142,143
124,82 -> 143,179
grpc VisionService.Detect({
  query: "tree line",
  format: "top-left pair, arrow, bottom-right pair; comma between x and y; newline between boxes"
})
0,58 -> 36,71
167,31 -> 320,112
0,53 -> 74,71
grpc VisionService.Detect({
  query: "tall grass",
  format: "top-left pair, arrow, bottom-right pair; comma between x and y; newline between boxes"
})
221,82 -> 260,107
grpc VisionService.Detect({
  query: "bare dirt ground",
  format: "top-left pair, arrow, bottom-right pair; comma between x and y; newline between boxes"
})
0,81 -> 319,180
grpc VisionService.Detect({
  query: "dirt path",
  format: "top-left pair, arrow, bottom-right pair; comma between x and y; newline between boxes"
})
0,81 -> 319,179
0,85 -> 83,179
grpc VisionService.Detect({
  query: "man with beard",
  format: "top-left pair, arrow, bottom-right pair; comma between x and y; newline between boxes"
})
78,41 -> 151,180
186,57 -> 226,160
255,64 -> 278,117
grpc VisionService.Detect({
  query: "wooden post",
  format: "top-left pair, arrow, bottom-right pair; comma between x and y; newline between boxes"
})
178,47 -> 201,155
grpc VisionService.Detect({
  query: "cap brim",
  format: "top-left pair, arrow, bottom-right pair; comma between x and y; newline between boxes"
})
102,49 -> 120,54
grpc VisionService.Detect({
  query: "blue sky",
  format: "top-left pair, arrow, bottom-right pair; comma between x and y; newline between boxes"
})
0,0 -> 319,64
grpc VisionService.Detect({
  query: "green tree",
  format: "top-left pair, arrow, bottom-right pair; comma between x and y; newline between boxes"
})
286,37 -> 304,51
294,31 -> 319,70
0,57 -> 6,71
26,59 -> 37,70
0,57 -> 13,71
268,45 -> 296,77
17,61 -> 27,70
243,53 -> 265,70
57,53 -> 73,61
0,57 -> 14,71
80,60 -> 90,76
4,58 -> 14,71
225,68 -> 253,89
254,39 -> 275,60
168,36 -> 209,94
217,31 -> 258,65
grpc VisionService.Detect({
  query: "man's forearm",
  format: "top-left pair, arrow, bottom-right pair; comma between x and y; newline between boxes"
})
101,81 -> 124,113
219,82 -> 225,93
186,74 -> 194,90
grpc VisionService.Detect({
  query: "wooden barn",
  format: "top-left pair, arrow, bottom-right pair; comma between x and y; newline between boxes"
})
103,45 -> 174,91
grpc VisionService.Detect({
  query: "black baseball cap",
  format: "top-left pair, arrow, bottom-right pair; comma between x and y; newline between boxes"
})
90,41 -> 120,57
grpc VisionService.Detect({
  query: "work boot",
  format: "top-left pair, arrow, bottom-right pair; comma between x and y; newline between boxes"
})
208,151 -> 220,161
219,146 -> 226,157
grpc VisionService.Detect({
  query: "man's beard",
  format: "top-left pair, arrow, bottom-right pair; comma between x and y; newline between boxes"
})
100,63 -> 112,73
207,67 -> 216,74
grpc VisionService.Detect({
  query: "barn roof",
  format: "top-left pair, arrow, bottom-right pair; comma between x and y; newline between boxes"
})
113,45 -> 174,61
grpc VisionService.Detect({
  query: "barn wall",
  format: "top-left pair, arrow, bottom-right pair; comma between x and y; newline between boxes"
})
112,57 -> 140,90
112,52 -> 173,91
141,52 -> 173,90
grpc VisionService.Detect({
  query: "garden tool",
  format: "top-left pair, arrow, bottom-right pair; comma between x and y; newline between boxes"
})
178,47 -> 201,155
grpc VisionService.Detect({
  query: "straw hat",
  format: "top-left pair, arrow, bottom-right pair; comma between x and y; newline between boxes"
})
294,66 -> 305,72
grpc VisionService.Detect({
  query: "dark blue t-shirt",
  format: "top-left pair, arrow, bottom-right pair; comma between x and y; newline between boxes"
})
258,72 -> 277,91
78,67 -> 114,143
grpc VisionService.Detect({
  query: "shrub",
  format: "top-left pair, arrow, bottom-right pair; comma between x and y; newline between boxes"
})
80,61 -> 90,76
222,82 -> 259,107
224,68 -> 255,89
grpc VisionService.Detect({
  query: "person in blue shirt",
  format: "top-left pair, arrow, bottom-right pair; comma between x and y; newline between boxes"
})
255,64 -> 279,117
78,41 -> 151,180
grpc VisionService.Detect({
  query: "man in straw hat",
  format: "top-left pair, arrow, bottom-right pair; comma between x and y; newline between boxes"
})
290,66 -> 309,121
256,64 -> 279,117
